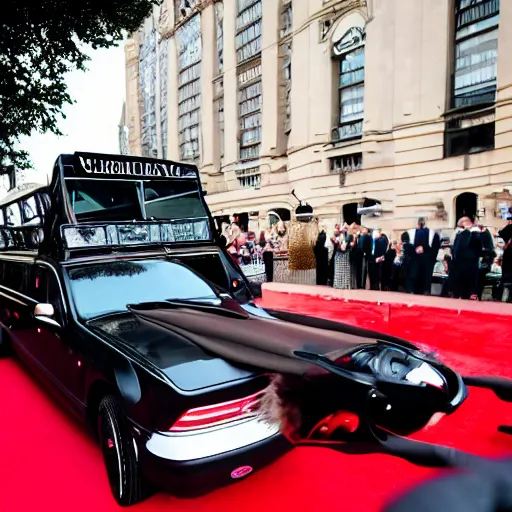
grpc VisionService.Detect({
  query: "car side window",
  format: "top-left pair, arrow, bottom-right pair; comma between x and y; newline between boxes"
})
3,262 -> 28,293
34,267 -> 64,324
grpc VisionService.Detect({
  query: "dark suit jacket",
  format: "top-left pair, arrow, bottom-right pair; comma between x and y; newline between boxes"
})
358,234 -> 373,257
453,229 -> 482,264
371,237 -> 388,260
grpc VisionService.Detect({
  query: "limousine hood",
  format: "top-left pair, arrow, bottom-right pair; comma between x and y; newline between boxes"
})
88,314 -> 258,392
127,302 -> 383,377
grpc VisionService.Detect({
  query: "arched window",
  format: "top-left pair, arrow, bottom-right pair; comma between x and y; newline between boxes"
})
342,202 -> 360,225
332,26 -> 366,141
455,192 -> 478,224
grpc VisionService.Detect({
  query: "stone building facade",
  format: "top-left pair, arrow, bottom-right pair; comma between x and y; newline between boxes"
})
123,0 -> 512,237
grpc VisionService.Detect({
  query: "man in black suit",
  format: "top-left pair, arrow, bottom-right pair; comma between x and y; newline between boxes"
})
368,229 -> 388,291
357,226 -> 373,289
452,216 -> 482,300
411,217 -> 440,295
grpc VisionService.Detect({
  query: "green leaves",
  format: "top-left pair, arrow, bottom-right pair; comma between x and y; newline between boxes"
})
0,0 -> 162,169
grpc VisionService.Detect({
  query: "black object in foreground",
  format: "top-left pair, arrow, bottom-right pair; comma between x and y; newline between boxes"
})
384,457 -> 512,512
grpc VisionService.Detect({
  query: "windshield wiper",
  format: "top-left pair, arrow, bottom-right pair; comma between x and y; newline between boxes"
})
128,298 -> 250,320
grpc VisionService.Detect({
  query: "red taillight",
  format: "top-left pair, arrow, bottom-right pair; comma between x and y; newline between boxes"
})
170,391 -> 264,432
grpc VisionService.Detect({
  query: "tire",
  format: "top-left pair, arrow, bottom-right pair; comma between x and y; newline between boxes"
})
97,395 -> 148,506
0,328 -> 10,358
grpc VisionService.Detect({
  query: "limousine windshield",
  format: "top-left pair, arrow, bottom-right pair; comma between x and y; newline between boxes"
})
68,260 -> 218,320
66,178 -> 208,224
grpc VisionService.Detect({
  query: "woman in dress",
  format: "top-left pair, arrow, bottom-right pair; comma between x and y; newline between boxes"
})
333,230 -> 357,290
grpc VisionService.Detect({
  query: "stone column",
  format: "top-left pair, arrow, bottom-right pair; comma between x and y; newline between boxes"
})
496,0 -> 512,150
261,0 -> 279,156
200,4 -> 216,172
166,36 -> 179,160
124,35 -> 142,156
223,0 -> 238,165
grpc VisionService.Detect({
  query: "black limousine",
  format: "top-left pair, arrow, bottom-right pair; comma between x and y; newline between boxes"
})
0,153 -> 289,505
0,153 -> 470,506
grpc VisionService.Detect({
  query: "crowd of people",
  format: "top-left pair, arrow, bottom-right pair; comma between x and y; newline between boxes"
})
319,215 -> 512,301
218,212 -> 512,302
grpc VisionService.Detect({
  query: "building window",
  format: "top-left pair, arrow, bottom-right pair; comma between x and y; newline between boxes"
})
215,2 -> 224,75
453,0 -> 499,109
445,110 -> 495,157
280,1 -> 292,134
329,153 -> 362,186
281,43 -> 292,133
236,0 -> 262,65
176,14 -> 202,162
280,0 -> 292,38
445,0 -> 499,157
214,78 -> 225,161
237,167 -> 261,189
139,30 -> 158,157
329,153 -> 363,173
238,60 -> 262,161
236,0 -> 262,162
159,37 -> 169,159
333,27 -> 365,141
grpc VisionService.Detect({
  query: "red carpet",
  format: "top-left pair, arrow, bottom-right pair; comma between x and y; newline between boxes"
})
1,287 -> 511,511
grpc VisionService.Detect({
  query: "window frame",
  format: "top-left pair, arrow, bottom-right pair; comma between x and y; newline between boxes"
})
33,265 -> 66,325
176,13 -> 202,163
279,0 -> 293,136
332,27 -> 366,142
451,0 -> 500,110
237,60 -> 263,162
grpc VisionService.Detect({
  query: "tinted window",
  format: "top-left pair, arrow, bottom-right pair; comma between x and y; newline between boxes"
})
34,268 -> 64,323
143,181 -> 208,220
5,203 -> 22,227
66,179 -> 142,222
3,262 -> 28,292
68,260 -> 218,320
21,196 -> 41,226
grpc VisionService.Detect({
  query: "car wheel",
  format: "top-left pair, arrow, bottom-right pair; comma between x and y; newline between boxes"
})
0,328 -> 10,357
97,395 -> 148,506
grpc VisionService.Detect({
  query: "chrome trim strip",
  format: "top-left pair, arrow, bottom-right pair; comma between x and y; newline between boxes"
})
145,417 -> 280,462
61,248 -> 220,266
0,289 -> 28,307
0,254 -> 36,262
0,285 -> 34,305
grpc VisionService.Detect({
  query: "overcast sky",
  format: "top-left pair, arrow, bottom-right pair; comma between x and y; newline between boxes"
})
17,44 -> 126,185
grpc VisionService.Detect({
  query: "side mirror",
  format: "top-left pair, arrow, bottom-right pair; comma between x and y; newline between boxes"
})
34,303 -> 61,329
34,303 -> 54,317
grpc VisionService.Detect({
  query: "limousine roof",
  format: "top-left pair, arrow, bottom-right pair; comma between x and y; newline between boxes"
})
0,152 -> 214,261
56,152 -> 200,181
0,182 -> 47,207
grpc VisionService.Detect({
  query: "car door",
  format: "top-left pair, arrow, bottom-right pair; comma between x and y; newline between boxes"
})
0,261 -> 39,358
32,265 -> 85,410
